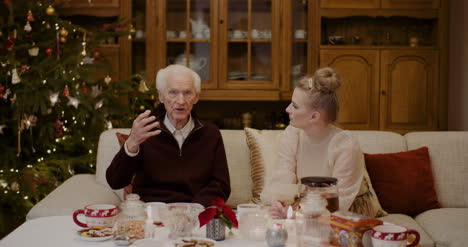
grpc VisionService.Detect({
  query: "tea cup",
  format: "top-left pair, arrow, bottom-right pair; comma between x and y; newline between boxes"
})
233,30 -> 244,39
237,203 -> 261,221
72,203 -> 118,228
179,31 -> 187,39
251,29 -> 260,39
166,30 -> 177,39
371,224 -> 420,247
294,29 -> 306,39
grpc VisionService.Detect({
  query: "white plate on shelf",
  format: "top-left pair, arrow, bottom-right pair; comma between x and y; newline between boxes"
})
174,237 -> 216,246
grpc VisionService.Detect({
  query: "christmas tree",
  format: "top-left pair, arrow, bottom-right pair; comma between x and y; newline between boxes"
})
0,0 -> 157,234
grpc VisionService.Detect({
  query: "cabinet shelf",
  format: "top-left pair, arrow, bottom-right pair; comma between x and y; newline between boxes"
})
320,45 -> 437,49
166,39 -> 211,42
320,9 -> 439,19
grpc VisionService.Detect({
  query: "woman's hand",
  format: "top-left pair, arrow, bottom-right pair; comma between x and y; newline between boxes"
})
269,200 -> 288,219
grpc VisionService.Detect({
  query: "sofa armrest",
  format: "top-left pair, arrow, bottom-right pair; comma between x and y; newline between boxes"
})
26,174 -> 121,220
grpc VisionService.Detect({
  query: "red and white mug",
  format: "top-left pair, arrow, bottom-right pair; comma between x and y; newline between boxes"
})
72,203 -> 118,228
371,224 -> 420,247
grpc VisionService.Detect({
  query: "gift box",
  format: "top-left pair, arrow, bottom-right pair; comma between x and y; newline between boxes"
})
329,212 -> 383,247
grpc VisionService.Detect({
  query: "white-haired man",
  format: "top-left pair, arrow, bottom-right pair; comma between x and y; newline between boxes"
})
106,65 -> 230,207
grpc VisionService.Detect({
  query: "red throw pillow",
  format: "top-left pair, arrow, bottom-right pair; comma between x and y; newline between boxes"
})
115,132 -> 134,198
364,147 -> 441,216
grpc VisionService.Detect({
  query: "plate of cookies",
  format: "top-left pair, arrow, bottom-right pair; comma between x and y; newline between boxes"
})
174,237 -> 216,247
77,226 -> 113,241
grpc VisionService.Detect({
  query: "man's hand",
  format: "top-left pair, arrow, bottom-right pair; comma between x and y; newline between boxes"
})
126,110 -> 161,153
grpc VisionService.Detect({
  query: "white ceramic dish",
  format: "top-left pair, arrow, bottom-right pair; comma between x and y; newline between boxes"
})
76,228 -> 113,242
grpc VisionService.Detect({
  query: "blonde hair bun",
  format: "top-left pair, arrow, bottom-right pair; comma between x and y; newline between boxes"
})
313,67 -> 341,94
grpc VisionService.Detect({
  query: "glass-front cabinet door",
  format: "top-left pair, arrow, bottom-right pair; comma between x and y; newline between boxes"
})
152,0 -> 217,89
281,0 -> 317,97
219,0 -> 280,90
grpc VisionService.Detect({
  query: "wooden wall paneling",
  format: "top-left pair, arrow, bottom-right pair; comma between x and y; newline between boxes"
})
381,0 -> 440,9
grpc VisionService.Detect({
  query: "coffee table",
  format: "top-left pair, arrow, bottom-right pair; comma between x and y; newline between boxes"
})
0,216 -> 290,247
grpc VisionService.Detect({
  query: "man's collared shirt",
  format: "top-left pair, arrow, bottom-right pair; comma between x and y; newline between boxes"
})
124,114 -> 194,156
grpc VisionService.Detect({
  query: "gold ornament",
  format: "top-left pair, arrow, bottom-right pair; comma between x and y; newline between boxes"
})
46,5 -> 55,15
138,79 -> 149,93
60,36 -> 67,43
60,27 -> 68,37
139,105 -> 145,111
104,75 -> 112,85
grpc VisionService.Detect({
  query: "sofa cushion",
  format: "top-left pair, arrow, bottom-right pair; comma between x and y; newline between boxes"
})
220,130 -> 253,206
364,147 -> 441,216
405,132 -> 468,208
96,129 -> 130,200
379,214 -> 434,247
244,127 -> 284,204
348,131 -> 407,154
415,208 -> 468,247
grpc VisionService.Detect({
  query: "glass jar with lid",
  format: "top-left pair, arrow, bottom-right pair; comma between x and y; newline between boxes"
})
300,176 -> 339,213
295,193 -> 331,247
113,193 -> 147,246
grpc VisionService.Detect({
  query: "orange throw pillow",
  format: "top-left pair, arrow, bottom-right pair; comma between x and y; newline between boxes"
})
364,147 -> 441,216
115,132 -> 134,198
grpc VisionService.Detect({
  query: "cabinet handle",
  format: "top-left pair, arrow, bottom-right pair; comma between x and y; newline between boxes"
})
219,19 -> 224,24
381,90 -> 387,96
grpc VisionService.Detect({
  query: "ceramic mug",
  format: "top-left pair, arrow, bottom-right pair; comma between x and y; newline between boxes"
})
179,31 -> 187,39
233,30 -> 244,39
251,29 -> 260,39
372,224 -> 420,247
166,30 -> 177,39
73,203 -> 118,228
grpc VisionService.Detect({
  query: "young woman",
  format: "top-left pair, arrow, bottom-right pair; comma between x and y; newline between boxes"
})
264,67 -> 365,218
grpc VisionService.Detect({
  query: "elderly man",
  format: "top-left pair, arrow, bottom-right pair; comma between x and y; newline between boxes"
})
106,64 -> 230,207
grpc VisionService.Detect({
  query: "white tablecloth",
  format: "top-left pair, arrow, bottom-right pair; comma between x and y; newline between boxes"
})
0,216 -> 290,247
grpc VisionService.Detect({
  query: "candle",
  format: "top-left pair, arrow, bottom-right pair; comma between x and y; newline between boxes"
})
145,205 -> 154,239
284,206 -> 296,244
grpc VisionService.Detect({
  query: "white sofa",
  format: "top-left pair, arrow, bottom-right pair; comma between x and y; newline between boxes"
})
27,129 -> 468,247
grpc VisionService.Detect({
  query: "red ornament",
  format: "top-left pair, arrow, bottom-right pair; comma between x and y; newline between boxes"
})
27,10 -> 34,22
0,85 -> 5,98
63,85 -> 70,97
81,83 -> 88,95
93,51 -> 101,58
5,38 -> 14,50
54,119 -> 64,137
45,48 -> 53,56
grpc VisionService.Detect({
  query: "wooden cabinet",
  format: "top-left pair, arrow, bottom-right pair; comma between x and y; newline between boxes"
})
381,0 -> 439,9
320,0 -> 439,9
380,50 -> 439,130
60,0 -> 120,16
321,49 -> 439,131
320,49 -> 380,129
320,0 -> 379,9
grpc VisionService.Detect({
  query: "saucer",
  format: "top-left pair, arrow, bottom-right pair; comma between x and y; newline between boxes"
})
174,237 -> 216,247
76,227 -> 113,242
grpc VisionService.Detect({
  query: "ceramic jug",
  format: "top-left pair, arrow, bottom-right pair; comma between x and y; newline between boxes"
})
174,54 -> 207,72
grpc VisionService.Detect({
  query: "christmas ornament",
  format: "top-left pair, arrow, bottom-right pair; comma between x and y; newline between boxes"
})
60,27 -> 68,37
19,65 -> 30,72
46,5 -> 55,15
63,85 -> 70,97
93,51 -> 100,58
81,56 -> 94,64
138,79 -> 149,93
139,105 -> 145,111
3,89 -> 11,99
106,120 -> 113,129
81,83 -> 88,94
46,22 -> 51,29
67,96 -> 80,108
49,91 -> 59,106
24,22 -> 32,33
90,85 -> 102,98
28,46 -> 39,56
5,38 -> 14,50
54,120 -> 64,137
0,125 -> 5,135
11,68 -> 21,84
104,75 -> 112,85
27,10 -> 34,22
22,114 -> 38,129
0,179 -> 7,188
46,48 -> 53,56
10,182 -> 20,191
81,32 -> 87,56
10,93 -> 16,103
60,36 -> 66,43
0,85 -> 4,98
94,99 -> 103,109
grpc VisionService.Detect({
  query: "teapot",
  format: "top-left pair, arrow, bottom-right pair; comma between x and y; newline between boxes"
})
174,54 -> 207,72
190,17 -> 209,38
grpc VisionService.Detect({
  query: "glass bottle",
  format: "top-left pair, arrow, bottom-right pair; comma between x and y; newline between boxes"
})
113,193 -> 147,246
295,192 -> 332,247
